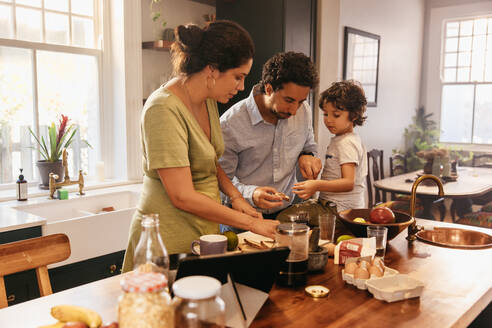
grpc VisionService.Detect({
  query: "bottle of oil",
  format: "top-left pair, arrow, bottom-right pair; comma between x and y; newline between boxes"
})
16,168 -> 28,201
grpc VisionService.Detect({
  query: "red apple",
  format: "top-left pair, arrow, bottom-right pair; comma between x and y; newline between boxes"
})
369,207 -> 395,224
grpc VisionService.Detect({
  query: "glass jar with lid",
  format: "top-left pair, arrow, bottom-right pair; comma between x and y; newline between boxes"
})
172,276 -> 226,328
133,213 -> 169,279
118,271 -> 173,328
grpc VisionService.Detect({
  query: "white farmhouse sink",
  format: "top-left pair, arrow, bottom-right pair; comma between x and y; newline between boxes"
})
13,191 -> 139,222
13,190 -> 140,267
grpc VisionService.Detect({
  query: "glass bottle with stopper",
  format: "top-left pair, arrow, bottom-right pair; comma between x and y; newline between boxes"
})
133,213 -> 169,279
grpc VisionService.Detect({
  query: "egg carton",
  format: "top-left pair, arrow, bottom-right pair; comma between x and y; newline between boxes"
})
365,274 -> 424,302
342,267 -> 399,290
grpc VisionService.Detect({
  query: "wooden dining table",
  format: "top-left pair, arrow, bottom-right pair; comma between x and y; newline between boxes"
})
373,166 -> 492,219
1,219 -> 492,328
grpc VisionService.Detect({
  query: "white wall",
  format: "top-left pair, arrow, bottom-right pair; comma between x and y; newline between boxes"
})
421,0 -> 492,152
141,0 -> 215,98
317,0 -> 425,172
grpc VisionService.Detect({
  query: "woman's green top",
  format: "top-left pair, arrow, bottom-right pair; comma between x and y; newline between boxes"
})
122,87 -> 224,272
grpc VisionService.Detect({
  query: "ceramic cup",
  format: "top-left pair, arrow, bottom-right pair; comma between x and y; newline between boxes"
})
191,234 -> 227,256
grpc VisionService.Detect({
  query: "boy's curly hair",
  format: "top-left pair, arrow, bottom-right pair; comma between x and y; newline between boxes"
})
259,52 -> 318,93
319,80 -> 367,126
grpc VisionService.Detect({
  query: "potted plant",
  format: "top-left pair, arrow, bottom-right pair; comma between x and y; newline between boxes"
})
29,115 -> 89,189
150,0 -> 172,42
394,106 -> 440,172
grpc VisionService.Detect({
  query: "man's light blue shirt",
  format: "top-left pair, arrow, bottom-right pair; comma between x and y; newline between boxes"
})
219,85 -> 318,214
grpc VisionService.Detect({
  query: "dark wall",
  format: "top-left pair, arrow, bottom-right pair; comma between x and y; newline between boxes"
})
216,0 -> 316,115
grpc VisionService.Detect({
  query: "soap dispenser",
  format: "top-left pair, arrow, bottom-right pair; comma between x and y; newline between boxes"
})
16,168 -> 28,201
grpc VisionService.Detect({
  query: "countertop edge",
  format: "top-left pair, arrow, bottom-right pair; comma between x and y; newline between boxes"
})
451,286 -> 492,328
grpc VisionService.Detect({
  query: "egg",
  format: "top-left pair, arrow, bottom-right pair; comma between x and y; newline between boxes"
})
359,259 -> 371,270
345,262 -> 358,274
354,267 -> 370,279
371,257 -> 385,273
369,265 -> 384,277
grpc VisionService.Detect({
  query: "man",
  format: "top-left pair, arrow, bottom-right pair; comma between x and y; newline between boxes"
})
219,51 -> 321,220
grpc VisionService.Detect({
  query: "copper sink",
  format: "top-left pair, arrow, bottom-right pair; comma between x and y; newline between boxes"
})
416,227 -> 492,249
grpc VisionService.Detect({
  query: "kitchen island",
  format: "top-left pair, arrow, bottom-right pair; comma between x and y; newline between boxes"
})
0,218 -> 491,327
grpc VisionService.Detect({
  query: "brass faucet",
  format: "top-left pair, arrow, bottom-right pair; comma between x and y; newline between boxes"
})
49,149 -> 85,199
406,174 -> 444,242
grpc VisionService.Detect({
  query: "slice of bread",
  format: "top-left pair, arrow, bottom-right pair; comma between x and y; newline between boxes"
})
275,192 -> 290,201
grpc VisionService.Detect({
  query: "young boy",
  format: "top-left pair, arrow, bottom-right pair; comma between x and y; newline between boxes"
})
292,80 -> 368,212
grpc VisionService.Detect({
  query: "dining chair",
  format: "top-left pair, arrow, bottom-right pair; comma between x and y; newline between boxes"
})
389,153 -> 408,201
455,201 -> 492,229
381,152 -> 445,221
472,153 -> 492,168
389,153 -> 408,177
366,149 -> 386,206
451,153 -> 492,221
0,233 -> 71,308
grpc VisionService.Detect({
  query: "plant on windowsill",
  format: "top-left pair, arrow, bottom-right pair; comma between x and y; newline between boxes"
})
29,115 -> 91,190
394,106 -> 473,173
393,106 -> 440,172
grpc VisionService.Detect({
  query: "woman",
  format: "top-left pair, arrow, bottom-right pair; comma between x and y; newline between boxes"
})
123,21 -> 279,271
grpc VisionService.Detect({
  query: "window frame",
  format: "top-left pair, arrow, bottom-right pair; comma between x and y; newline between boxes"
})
439,15 -> 492,146
0,0 -> 105,189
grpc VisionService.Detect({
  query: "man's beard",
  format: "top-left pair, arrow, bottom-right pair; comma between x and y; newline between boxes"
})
271,108 -> 291,119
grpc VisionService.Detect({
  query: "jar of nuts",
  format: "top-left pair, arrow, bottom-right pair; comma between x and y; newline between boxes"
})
172,276 -> 225,328
118,272 -> 173,328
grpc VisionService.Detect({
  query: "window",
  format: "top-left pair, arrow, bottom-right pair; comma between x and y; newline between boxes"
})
0,0 -> 101,185
440,16 -> 492,145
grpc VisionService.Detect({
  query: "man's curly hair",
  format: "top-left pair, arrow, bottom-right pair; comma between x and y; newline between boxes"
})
259,52 -> 318,93
319,80 -> 367,126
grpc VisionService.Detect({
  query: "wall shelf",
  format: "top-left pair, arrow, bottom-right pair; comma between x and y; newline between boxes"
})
142,40 -> 173,51
190,0 -> 216,6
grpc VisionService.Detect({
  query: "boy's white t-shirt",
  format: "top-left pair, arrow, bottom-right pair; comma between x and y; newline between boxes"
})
318,132 -> 368,212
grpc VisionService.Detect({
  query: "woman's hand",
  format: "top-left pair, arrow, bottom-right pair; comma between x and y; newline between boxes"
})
292,180 -> 319,199
231,197 -> 263,219
249,218 -> 279,240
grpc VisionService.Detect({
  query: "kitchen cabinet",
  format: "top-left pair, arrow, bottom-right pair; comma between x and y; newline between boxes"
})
216,0 -> 317,114
49,250 -> 125,293
1,225 -> 125,305
0,226 -> 42,306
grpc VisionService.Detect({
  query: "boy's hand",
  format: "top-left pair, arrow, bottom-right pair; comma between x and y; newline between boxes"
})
292,180 -> 319,199
298,155 -> 322,180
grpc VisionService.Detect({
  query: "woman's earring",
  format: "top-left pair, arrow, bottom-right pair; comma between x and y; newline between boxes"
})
207,77 -> 216,89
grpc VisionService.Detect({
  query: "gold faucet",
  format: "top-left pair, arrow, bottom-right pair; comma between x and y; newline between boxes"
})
49,149 -> 85,199
406,174 -> 444,241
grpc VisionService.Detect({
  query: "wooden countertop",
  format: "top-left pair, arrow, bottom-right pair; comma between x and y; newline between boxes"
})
0,219 -> 491,328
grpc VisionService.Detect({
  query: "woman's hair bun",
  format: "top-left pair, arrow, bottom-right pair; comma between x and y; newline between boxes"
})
175,24 -> 203,52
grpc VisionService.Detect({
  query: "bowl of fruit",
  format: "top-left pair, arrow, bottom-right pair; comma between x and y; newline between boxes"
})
337,207 -> 415,241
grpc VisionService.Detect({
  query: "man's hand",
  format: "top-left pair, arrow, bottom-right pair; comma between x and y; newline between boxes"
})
298,155 -> 322,180
252,186 -> 285,209
292,180 -> 319,199
231,197 -> 263,219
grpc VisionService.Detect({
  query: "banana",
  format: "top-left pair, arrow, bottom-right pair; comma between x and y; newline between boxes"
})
51,305 -> 102,328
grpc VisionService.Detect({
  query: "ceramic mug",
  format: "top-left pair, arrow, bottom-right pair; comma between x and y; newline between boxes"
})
191,234 -> 227,256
